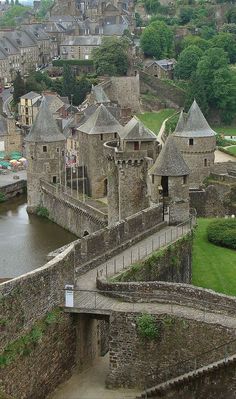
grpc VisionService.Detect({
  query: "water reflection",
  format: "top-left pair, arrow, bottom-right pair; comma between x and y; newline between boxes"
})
0,196 -> 76,279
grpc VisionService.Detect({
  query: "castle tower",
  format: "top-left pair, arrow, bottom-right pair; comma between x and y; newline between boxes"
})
25,98 -> 66,213
149,135 -> 190,225
77,104 -> 122,198
174,100 -> 216,188
104,117 -> 160,226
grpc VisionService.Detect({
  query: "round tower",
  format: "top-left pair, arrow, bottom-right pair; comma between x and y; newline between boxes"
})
105,141 -> 150,226
25,98 -> 66,213
174,100 -> 216,189
149,135 -> 190,225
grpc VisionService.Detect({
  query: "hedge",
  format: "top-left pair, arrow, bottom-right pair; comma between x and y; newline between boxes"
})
207,219 -> 236,250
52,59 -> 94,67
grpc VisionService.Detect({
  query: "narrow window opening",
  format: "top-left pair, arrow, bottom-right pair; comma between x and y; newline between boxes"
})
43,145 -> 47,152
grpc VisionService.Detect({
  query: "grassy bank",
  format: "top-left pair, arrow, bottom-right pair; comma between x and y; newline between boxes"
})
213,126 -> 236,136
136,109 -> 176,135
192,218 -> 236,296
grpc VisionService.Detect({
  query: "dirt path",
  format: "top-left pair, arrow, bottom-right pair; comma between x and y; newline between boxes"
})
214,150 -> 236,163
49,355 -> 139,399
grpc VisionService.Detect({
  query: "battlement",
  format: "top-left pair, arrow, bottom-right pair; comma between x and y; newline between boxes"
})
104,140 -> 147,166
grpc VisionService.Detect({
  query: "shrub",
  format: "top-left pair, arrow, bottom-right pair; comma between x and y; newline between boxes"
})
36,206 -> 49,218
207,219 -> 236,250
136,313 -> 159,340
0,192 -> 5,203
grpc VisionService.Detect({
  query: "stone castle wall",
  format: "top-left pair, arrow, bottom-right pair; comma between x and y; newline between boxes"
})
103,75 -> 141,113
0,179 -> 26,200
107,311 -> 236,389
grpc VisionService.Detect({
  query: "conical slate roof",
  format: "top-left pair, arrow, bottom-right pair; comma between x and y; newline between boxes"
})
25,97 -> 66,143
92,84 -> 110,104
149,135 -> 190,177
174,100 -> 216,138
78,104 -> 122,134
119,116 -> 156,141
174,110 -> 186,135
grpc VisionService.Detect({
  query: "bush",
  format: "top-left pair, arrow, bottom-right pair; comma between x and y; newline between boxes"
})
36,206 -> 49,218
207,219 -> 236,250
136,313 -> 159,340
52,59 -> 94,67
0,192 -> 5,203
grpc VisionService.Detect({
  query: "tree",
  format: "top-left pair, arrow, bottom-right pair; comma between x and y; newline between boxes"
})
185,72 -> 209,115
10,0 -> 14,5
13,71 -> 25,104
15,0 -> 19,5
143,0 -> 160,14
210,32 -> 236,64
62,64 -> 77,99
179,6 -> 195,25
182,35 -> 210,52
37,0 -> 53,19
73,76 -> 92,105
175,45 -> 203,80
213,68 -> 236,123
92,37 -> 130,76
140,21 -> 173,59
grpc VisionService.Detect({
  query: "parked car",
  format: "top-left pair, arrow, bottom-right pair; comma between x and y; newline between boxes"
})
4,83 -> 11,89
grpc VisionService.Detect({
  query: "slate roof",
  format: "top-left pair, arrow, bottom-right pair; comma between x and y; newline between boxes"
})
174,100 -> 216,138
149,135 -> 190,177
119,116 -> 156,141
25,97 -> 66,143
21,91 -> 41,100
78,104 -> 122,134
174,111 -> 186,135
61,35 -> 102,46
92,85 -> 110,104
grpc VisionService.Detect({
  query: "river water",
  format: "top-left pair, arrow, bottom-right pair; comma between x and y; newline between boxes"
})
0,196 -> 76,279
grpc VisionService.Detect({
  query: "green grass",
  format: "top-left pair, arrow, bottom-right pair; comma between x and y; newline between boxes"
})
213,126 -> 236,136
225,145 -> 236,156
192,219 -> 236,296
136,109 -> 176,134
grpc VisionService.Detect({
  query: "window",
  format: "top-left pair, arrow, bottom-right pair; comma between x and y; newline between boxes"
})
43,145 -> 47,152
114,132 -> 117,139
183,175 -> 187,184
152,175 -> 154,184
189,138 -> 194,146
52,176 -> 57,184
134,141 -> 139,150
204,158 -> 207,167
100,134 -> 103,141
26,117 -> 29,125
62,150 -> 64,157
56,148 -> 59,152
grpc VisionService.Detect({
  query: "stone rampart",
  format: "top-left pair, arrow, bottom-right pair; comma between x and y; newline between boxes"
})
41,180 -> 107,236
140,71 -> 185,108
107,311 -> 236,389
97,279 -> 236,316
0,179 -> 26,200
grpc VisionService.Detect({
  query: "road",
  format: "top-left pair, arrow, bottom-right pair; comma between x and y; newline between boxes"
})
0,87 -> 13,117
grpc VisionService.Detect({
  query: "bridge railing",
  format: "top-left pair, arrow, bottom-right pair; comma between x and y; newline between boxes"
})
94,216 -> 195,280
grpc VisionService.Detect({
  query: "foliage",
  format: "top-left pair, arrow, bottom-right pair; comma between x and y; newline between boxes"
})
140,21 -> 173,59
0,4 -> 31,28
192,219 -> 236,295
175,45 -> 203,80
13,71 -> 25,104
219,146 -> 236,157
210,32 -> 236,64
0,308 -> 62,368
36,0 -> 53,19
165,113 -> 179,135
92,37 -> 130,76
62,64 -> 77,99
36,206 -> 49,218
207,219 -> 236,250
52,59 -> 94,67
0,193 -> 6,203
136,313 -> 159,340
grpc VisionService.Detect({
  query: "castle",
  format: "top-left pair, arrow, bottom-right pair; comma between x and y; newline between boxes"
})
25,83 -> 216,228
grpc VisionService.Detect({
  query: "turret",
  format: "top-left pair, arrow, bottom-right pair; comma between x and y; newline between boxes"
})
149,135 -> 190,225
174,100 -> 216,188
25,98 -> 66,213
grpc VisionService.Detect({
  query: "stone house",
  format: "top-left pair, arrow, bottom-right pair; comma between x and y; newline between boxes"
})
144,59 -> 176,80
0,35 -> 21,82
19,91 -> 42,128
0,114 -> 22,154
60,35 -> 102,60
174,100 -> 216,189
0,47 -> 9,85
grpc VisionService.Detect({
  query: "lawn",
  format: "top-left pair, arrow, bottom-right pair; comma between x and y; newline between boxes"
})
192,218 -> 236,296
225,145 -> 236,156
136,109 -> 176,135
213,126 -> 236,136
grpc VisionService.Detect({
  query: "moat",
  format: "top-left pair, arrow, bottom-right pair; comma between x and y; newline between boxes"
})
0,195 -> 76,279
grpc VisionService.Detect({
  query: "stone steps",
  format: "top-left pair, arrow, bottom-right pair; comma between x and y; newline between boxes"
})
136,353 -> 236,398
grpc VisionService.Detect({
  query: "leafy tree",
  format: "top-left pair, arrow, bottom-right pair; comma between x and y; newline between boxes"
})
0,4 -> 31,28
179,6 -> 195,24
13,71 -> 25,104
182,35 -> 210,52
196,47 -> 229,104
210,32 -> 236,64
175,45 -> 203,80
226,7 -> 236,24
73,76 -> 92,105
92,37 -> 130,76
37,0 -> 53,19
221,23 -> 236,34
135,12 -> 142,27
10,0 -> 14,5
185,72 -> 209,115
213,68 -> 236,123
62,64 -> 77,98
143,0 -> 160,14
15,0 -> 19,4
140,21 -> 173,58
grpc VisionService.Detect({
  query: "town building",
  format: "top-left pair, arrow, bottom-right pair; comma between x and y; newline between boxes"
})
144,59 -> 176,79
60,35 -> 102,60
